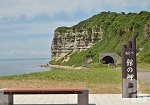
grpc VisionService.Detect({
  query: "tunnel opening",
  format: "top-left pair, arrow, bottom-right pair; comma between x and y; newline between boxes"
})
102,56 -> 114,64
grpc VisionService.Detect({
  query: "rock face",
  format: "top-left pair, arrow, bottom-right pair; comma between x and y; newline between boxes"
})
50,11 -> 150,65
144,22 -> 150,38
51,26 -> 104,60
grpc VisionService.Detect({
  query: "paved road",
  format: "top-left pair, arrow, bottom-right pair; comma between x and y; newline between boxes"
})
116,68 -> 150,84
13,94 -> 150,105
137,69 -> 150,84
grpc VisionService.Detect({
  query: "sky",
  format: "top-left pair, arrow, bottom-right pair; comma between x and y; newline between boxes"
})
0,0 -> 150,59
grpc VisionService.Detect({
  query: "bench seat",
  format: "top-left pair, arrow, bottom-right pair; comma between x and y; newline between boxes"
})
0,88 -> 88,105
4,88 -> 83,94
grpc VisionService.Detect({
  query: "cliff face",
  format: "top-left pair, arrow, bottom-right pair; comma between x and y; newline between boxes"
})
50,11 -> 150,66
51,26 -> 104,60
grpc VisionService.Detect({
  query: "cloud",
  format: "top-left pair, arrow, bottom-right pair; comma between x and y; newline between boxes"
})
29,51 -> 50,56
0,0 -> 149,36
0,38 -> 52,59
0,0 -> 95,19
0,0 -> 149,20
0,21 -> 77,37
0,50 -> 50,59
0,0 -> 149,59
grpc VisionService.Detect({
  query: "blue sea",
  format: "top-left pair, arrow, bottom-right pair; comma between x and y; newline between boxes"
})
0,58 -> 52,76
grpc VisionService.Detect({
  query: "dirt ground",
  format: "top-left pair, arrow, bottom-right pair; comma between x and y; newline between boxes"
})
0,79 -> 150,94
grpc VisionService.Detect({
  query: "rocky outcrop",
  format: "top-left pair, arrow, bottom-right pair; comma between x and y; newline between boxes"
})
144,22 -> 150,38
50,11 -> 150,65
51,26 -> 104,60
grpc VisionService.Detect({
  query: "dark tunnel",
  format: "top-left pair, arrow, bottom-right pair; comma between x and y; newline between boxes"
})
101,56 -> 114,64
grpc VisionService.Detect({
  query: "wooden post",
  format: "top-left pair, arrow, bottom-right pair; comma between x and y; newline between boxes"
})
122,36 -> 137,98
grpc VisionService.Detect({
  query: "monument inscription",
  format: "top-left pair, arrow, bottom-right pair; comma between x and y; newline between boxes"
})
122,36 -> 137,98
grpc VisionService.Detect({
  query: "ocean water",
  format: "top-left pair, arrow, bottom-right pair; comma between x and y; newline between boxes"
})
0,58 -> 51,76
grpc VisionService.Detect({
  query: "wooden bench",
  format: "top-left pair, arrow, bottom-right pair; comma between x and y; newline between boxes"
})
0,88 -> 88,105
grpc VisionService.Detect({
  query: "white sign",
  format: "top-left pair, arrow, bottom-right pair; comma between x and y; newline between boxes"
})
125,51 -> 134,55
126,58 -> 134,81
126,59 -> 133,66
127,67 -> 133,72
127,74 -> 134,81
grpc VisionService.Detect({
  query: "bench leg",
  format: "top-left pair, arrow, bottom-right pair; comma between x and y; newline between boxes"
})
0,89 -> 13,105
78,88 -> 88,105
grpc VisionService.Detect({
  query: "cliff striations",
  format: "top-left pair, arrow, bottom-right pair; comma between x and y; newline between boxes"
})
51,26 -> 104,60
50,11 -> 150,66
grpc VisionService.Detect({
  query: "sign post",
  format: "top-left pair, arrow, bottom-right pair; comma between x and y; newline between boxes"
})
122,36 -> 137,98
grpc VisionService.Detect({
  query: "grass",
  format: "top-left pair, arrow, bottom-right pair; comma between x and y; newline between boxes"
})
51,11 -> 150,67
0,66 -> 150,94
0,67 -> 121,84
137,63 -> 150,70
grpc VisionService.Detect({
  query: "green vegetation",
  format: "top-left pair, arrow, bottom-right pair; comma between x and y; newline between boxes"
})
51,11 -> 150,67
55,26 -> 69,33
137,40 -> 150,63
0,67 -> 122,93
0,66 -> 121,84
137,62 -> 150,70
0,67 -> 150,93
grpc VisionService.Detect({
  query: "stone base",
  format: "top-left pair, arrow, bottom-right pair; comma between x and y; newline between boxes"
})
78,88 -> 89,105
0,89 -> 13,105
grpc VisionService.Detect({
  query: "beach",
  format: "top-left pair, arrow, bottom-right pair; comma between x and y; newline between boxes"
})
47,64 -> 81,70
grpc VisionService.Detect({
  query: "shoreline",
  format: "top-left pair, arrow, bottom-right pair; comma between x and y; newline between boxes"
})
41,64 -> 90,70
41,64 -> 82,70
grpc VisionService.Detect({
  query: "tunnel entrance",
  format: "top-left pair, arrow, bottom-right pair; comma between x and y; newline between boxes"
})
102,56 -> 114,64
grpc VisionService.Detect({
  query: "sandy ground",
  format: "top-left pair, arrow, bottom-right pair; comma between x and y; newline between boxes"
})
41,64 -> 82,70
